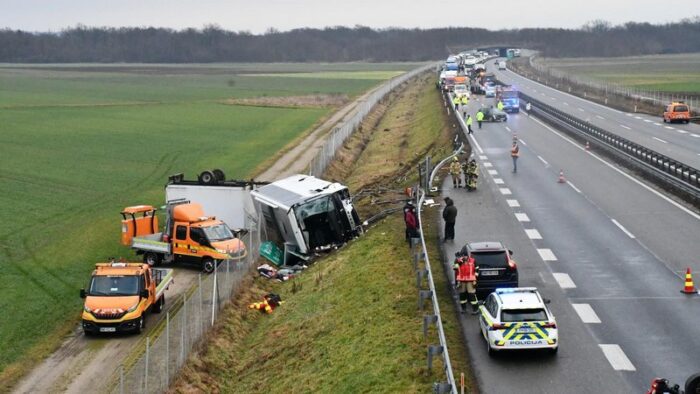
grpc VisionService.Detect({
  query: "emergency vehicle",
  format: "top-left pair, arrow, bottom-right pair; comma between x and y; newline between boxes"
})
663,102 -> 691,124
479,288 -> 558,356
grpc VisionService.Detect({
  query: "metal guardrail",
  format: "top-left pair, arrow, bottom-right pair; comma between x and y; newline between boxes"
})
520,92 -> 700,202
413,183 -> 457,394
308,63 -> 437,177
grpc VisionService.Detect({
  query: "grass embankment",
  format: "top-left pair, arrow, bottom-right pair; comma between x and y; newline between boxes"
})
0,63 -> 410,389
171,73 -> 474,392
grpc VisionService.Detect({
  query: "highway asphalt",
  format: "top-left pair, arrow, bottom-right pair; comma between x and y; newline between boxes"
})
491,59 -> 700,169
441,90 -> 700,393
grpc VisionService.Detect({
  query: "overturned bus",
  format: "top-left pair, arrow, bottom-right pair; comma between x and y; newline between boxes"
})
250,174 -> 362,264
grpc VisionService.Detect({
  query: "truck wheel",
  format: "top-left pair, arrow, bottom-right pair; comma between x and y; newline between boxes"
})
212,169 -> 226,183
685,373 -> 700,393
203,258 -> 215,274
144,252 -> 161,267
198,170 -> 216,185
135,316 -> 145,334
153,296 -> 164,313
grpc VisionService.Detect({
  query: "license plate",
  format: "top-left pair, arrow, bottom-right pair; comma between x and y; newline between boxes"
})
99,327 -> 116,333
480,270 -> 499,276
516,327 -> 534,334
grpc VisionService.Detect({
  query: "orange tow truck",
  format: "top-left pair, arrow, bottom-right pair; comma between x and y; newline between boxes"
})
121,200 -> 246,273
80,260 -> 173,334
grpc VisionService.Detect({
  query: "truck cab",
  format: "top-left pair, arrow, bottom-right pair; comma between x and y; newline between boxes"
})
80,261 -> 172,334
122,202 -> 246,273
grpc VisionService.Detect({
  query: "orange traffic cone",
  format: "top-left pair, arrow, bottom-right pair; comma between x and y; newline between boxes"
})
558,169 -> 566,184
585,141 -> 590,150
681,268 -> 697,294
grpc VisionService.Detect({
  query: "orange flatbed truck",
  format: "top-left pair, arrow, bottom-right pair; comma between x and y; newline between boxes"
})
121,200 -> 246,273
80,261 -> 173,334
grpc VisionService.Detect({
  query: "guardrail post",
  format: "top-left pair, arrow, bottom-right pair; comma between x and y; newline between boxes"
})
417,268 -> 428,288
427,344 -> 444,370
418,290 -> 433,310
433,382 -> 453,394
423,314 -> 438,338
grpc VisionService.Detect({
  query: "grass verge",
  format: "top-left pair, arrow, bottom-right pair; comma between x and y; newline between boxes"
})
169,70 -> 475,392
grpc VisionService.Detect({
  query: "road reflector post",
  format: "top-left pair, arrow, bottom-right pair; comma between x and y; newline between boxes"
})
460,373 -> 465,394
423,314 -> 438,338
427,344 -> 444,370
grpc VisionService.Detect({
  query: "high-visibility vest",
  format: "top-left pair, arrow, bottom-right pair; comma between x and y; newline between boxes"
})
476,112 -> 484,121
457,258 -> 477,282
466,117 -> 473,126
497,101 -> 504,110
461,96 -> 469,105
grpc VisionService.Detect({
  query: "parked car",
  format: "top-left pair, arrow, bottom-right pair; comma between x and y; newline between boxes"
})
454,241 -> 518,297
479,107 -> 508,122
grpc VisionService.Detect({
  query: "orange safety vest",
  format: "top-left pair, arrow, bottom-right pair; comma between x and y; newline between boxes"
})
511,145 -> 520,157
457,257 -> 477,282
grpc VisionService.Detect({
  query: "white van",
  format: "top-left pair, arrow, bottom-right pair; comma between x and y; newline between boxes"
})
498,61 -> 507,70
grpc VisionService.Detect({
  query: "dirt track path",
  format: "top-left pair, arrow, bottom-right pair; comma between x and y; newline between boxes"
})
12,81 -> 388,394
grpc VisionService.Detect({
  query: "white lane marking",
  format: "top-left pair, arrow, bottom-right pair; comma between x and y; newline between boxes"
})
691,134 -> 700,138
488,169 -> 498,175
483,162 -> 493,168
515,213 -> 530,222
578,108 -> 585,112
676,129 -> 689,134
567,181 -> 582,193
530,116 -> 700,221
494,178 -> 505,184
537,248 -> 557,261
500,188 -> 512,195
519,140 -> 527,146
506,199 -> 520,207
599,344 -> 636,371
552,273 -> 576,289
634,116 -> 642,120
505,126 -> 512,132
468,133 -> 484,154
665,126 -> 675,130
551,97 -> 556,100
611,219 -> 636,239
644,119 -> 653,123
563,102 -> 569,106
653,122 -> 662,126
537,155 -> 549,166
541,92 -> 546,96
572,304 -> 601,323
525,229 -> 542,239
626,113 -> 633,117
620,125 -> 631,130
533,89 -> 538,93
596,115 -> 605,120
652,137 -> 668,144
479,155 -> 488,160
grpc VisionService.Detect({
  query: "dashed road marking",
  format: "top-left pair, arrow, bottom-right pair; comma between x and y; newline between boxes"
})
479,155 -> 488,160
515,213 -> 530,222
563,102 -> 569,106
519,140 -> 527,146
611,219 -> 636,239
578,108 -> 585,112
525,229 -> 542,239
653,122 -> 662,126
634,116 -> 642,120
676,129 -> 689,134
500,188 -> 512,195
537,248 -> 557,261
643,119 -> 653,123
652,137 -> 668,144
567,181 -> 582,193
572,303 -> 601,323
537,155 -> 549,166
596,115 -> 605,120
691,134 -> 700,138
620,125 -> 631,130
483,162 -> 493,168
665,126 -> 675,130
626,113 -> 633,117
505,126 -> 512,132
488,169 -> 498,175
506,199 -> 520,207
552,273 -> 576,289
494,178 -> 504,184
599,344 -> 636,371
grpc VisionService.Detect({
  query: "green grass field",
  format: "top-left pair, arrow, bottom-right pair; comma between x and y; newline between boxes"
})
542,53 -> 700,93
0,63 -> 411,382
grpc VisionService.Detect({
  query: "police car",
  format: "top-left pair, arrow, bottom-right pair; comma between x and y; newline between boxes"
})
478,287 -> 558,356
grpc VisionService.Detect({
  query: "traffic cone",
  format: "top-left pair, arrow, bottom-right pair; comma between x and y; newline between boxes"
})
681,268 -> 697,294
585,141 -> 590,150
557,169 -> 566,184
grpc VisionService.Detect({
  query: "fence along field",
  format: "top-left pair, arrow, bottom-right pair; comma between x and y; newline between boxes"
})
0,63 -> 413,384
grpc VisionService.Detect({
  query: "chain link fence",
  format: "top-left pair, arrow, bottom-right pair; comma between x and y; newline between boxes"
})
523,55 -> 698,111
308,63 -> 437,176
110,212 -> 261,394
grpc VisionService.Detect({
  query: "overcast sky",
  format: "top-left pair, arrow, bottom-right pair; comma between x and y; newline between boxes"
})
2,0 -> 698,33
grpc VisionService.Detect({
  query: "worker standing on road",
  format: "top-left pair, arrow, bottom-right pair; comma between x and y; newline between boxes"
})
476,110 -> 484,129
460,95 -> 469,118
497,100 -> 504,111
442,197 -> 458,242
511,141 -> 520,173
453,95 -> 460,111
449,157 -> 462,188
465,114 -> 474,134
456,256 -> 479,314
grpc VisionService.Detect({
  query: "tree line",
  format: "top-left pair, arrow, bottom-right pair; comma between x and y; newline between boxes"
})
0,18 -> 699,63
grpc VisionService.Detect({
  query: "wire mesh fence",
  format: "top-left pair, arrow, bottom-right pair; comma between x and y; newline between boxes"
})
110,212 -> 261,394
525,55 -> 699,111
308,63 -> 437,177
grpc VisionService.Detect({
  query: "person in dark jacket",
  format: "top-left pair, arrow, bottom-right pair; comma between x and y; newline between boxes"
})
442,197 -> 458,241
403,200 -> 419,243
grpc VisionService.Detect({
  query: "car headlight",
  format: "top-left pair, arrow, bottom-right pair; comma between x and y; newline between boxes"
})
83,305 -> 92,313
127,301 -> 140,313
